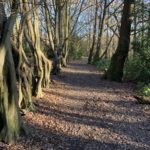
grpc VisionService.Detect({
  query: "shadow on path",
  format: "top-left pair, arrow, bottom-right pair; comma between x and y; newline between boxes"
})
2,60 -> 149,150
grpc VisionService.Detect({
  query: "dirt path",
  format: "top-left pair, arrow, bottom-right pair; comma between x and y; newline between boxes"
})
1,60 -> 150,150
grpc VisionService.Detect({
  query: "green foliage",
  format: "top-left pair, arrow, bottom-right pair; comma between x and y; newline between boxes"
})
93,59 -> 110,72
124,57 -> 141,81
69,34 -> 87,60
76,50 -> 84,59
124,40 -> 150,83
142,84 -> 150,96
137,83 -> 150,96
69,44 -> 84,60
124,38 -> 150,96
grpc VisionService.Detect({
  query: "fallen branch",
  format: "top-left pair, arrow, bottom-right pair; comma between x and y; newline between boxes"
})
134,95 -> 150,104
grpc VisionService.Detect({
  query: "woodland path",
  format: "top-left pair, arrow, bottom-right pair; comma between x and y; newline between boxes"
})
1,60 -> 150,150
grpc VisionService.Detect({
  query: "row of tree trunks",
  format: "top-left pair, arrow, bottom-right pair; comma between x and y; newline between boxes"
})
23,0 -> 52,97
93,0 -> 108,62
44,0 -> 84,71
15,0 -> 34,111
88,0 -> 115,63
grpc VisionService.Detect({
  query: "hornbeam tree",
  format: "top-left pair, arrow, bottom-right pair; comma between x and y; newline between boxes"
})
11,0 -> 34,111
0,0 -> 24,144
23,0 -> 52,97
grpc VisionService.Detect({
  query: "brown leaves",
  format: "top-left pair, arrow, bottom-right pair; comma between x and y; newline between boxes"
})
2,60 -> 150,150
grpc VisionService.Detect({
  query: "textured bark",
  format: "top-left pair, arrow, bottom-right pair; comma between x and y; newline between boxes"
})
133,0 -> 137,55
105,0 -> 134,82
23,0 -> 51,97
148,10 -> 150,38
62,0 -> 69,67
33,2 -> 44,97
53,0 -> 70,72
44,0 -> 55,51
55,0 -> 63,56
42,53 -> 52,88
14,4 -> 34,111
88,0 -> 98,64
0,0 -> 24,144
44,0 -> 59,74
93,0 -> 107,62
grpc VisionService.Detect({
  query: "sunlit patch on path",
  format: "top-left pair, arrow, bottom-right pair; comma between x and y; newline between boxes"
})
2,60 -> 150,150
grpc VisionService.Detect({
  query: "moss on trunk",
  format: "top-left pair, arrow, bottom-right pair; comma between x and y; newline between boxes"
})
0,43 -> 24,144
0,1 -> 24,143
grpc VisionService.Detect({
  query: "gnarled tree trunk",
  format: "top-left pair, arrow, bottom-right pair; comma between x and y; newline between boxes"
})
23,0 -> 52,97
0,0 -> 24,144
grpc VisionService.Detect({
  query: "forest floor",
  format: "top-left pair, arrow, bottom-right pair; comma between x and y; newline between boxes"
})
1,60 -> 150,150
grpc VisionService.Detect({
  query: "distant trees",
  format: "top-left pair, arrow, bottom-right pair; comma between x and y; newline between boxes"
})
85,0 -> 149,85
93,0 -> 108,62
87,0 -> 122,64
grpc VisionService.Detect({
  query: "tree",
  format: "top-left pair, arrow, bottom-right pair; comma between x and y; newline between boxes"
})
93,0 -> 107,62
23,0 -> 52,97
0,0 -> 24,144
88,0 -> 98,64
11,0 -> 34,111
93,0 -> 115,62
105,0 -> 134,82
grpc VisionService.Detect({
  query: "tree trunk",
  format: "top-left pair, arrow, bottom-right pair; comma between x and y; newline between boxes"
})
23,0 -> 51,97
93,0 -> 107,62
52,0 -> 62,74
44,0 -> 55,52
132,0 -> 137,55
88,0 -> 98,64
0,0 -> 24,144
105,0 -> 134,82
14,1 -> 34,111
62,0 -> 69,67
